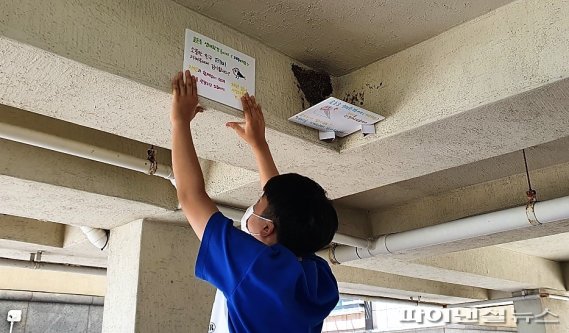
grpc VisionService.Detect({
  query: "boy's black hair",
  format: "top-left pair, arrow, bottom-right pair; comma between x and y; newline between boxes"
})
262,173 -> 338,257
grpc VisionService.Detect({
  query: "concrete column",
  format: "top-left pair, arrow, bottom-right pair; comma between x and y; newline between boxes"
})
513,296 -> 569,333
102,219 -> 214,333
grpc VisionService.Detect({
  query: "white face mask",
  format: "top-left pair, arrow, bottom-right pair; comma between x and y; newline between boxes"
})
240,204 -> 273,236
240,205 -> 254,234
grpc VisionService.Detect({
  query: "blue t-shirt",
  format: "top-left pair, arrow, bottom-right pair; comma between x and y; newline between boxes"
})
196,212 -> 339,333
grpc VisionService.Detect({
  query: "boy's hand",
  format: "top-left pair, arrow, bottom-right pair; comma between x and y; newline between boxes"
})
226,93 -> 267,149
171,70 -> 203,126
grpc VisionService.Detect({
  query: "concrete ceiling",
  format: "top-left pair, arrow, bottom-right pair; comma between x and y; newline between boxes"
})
335,136 -> 569,210
174,0 -> 516,75
497,232 -> 569,262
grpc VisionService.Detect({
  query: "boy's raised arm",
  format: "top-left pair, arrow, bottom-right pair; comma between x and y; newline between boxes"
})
227,94 -> 279,188
171,71 -> 218,240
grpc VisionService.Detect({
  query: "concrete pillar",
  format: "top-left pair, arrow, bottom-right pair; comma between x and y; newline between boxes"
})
513,296 -> 569,333
102,219 -> 214,332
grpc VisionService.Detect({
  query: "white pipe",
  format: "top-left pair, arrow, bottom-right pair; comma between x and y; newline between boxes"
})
332,234 -> 372,249
0,257 -> 106,276
80,226 -> 109,251
328,196 -> 569,264
0,122 -> 174,179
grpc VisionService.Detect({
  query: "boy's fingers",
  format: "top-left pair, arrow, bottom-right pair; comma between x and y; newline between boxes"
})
226,122 -> 246,137
171,76 -> 179,96
246,94 -> 255,113
256,103 -> 264,121
178,72 -> 186,96
192,76 -> 198,96
185,70 -> 192,96
251,96 -> 258,112
244,94 -> 256,120
241,95 -> 251,122
251,96 -> 262,116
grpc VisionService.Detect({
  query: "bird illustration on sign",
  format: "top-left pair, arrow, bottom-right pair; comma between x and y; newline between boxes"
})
233,68 -> 245,79
320,105 -> 335,119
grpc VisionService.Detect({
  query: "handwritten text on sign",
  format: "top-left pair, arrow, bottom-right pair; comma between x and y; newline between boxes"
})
289,97 -> 384,137
183,29 -> 255,111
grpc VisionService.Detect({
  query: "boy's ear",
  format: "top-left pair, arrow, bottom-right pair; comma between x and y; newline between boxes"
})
261,222 -> 275,237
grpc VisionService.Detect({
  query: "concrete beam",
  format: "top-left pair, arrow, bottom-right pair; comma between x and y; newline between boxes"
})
412,247 -> 565,291
0,267 -> 106,296
0,138 -> 178,228
1,103 -> 262,209
343,246 -> 565,292
331,264 -> 487,305
0,214 -> 64,247
335,205 -> 372,239
204,158 -> 258,204
2,0 -> 568,205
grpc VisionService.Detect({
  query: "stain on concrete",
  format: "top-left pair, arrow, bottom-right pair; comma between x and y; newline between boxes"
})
365,82 -> 383,90
343,90 -> 365,106
291,64 -> 332,106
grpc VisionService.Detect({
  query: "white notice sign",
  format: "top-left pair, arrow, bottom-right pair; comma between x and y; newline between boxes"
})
289,97 -> 384,137
183,29 -> 255,110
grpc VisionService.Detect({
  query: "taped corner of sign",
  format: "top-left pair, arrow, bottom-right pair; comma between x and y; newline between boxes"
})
361,124 -> 375,136
319,131 -> 335,141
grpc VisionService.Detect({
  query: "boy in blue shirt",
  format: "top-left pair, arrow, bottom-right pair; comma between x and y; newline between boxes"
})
170,70 -> 339,332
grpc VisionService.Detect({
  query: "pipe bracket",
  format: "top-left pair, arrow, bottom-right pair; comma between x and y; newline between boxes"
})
383,234 -> 394,254
526,201 -> 541,226
146,145 -> 158,175
328,244 -> 340,265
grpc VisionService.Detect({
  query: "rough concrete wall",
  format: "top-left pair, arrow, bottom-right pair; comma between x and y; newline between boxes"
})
135,220 -> 215,332
335,0 -> 569,151
541,297 -> 569,333
103,219 -> 214,333
335,205 -> 372,239
0,298 -> 103,333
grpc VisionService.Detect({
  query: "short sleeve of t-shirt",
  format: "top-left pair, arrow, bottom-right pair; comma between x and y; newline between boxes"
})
195,212 -> 267,295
